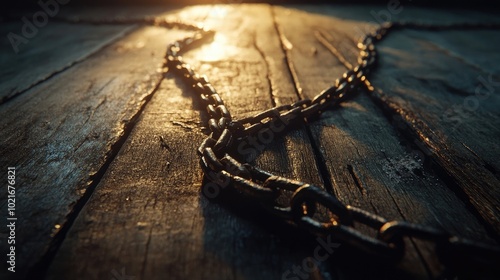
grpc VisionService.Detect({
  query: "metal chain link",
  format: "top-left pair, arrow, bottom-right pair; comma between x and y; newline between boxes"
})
55,15 -> 500,271
164,19 -> 500,270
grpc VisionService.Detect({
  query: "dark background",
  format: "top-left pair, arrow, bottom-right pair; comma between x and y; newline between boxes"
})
3,0 -> 500,9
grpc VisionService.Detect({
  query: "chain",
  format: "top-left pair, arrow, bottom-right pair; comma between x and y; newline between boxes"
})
54,15 -> 500,271
164,19 -> 500,271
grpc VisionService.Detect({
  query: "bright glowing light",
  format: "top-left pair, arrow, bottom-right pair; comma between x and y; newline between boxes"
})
194,33 -> 240,62
210,6 -> 230,18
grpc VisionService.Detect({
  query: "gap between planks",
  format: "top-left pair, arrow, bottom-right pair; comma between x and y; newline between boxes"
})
0,23 -> 139,105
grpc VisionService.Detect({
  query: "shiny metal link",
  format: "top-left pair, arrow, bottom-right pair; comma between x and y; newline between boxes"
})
301,103 -> 322,118
261,176 -> 316,220
217,117 -> 230,131
291,99 -> 312,108
244,164 -> 273,183
193,82 -> 205,95
210,93 -> 223,106
202,147 -> 224,171
311,87 -> 333,105
207,118 -> 220,133
223,171 -> 277,200
274,103 -> 294,112
227,120 -> 245,135
244,122 -> 265,135
213,128 -> 233,152
263,176 -> 308,192
199,157 -> 230,186
207,105 -> 218,118
203,83 -> 218,97
378,221 -> 450,243
295,217 -> 404,260
290,185 -> 352,226
332,224 -> 404,260
197,137 -> 216,156
346,205 -> 387,229
278,106 -> 302,124
220,154 -> 251,179
253,107 -> 280,121
217,105 -> 231,120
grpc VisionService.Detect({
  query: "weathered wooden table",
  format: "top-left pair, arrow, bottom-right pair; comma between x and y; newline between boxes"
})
1,4 -> 499,280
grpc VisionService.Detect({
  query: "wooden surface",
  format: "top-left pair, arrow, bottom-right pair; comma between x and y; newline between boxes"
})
0,4 -> 499,280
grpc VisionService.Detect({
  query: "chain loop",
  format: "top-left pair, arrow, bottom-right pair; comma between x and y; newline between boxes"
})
378,221 -> 450,244
291,185 -> 352,226
82,16 -> 500,269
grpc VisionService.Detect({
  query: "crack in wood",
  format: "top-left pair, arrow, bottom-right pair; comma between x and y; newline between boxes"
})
0,25 -> 139,106
369,88 -> 500,241
252,32 -> 277,107
171,120 -> 197,130
315,30 -> 353,70
159,135 -> 171,151
461,142 -> 499,179
346,164 -> 367,196
317,27 -> 500,240
140,227 -> 153,279
271,6 -> 335,195
26,69 -> 166,280
78,79 -> 114,133
272,8 -> 303,100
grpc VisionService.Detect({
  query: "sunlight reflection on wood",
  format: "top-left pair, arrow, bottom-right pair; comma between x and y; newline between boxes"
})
3,3 -> 499,279
210,5 -> 230,18
194,33 -> 242,62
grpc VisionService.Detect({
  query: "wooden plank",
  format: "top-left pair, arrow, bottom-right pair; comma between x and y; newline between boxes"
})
60,5 -> 183,20
293,6 -> 500,236
294,5 -> 500,26
380,28 -> 500,168
369,28 -> 500,234
0,21 -> 135,103
2,4 -> 497,280
46,4 -> 330,280
274,6 -> 497,279
0,24 -> 194,280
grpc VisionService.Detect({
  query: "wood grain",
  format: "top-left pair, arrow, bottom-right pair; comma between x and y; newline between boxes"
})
273,6 -> 497,279
0,4 -> 498,280
293,4 -> 500,237
369,29 -> 500,235
0,22 -> 135,103
0,25 -> 193,280
46,4 -> 328,280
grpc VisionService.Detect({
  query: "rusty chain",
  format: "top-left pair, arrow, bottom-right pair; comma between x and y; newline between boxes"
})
54,15 -> 500,272
162,19 -> 500,271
